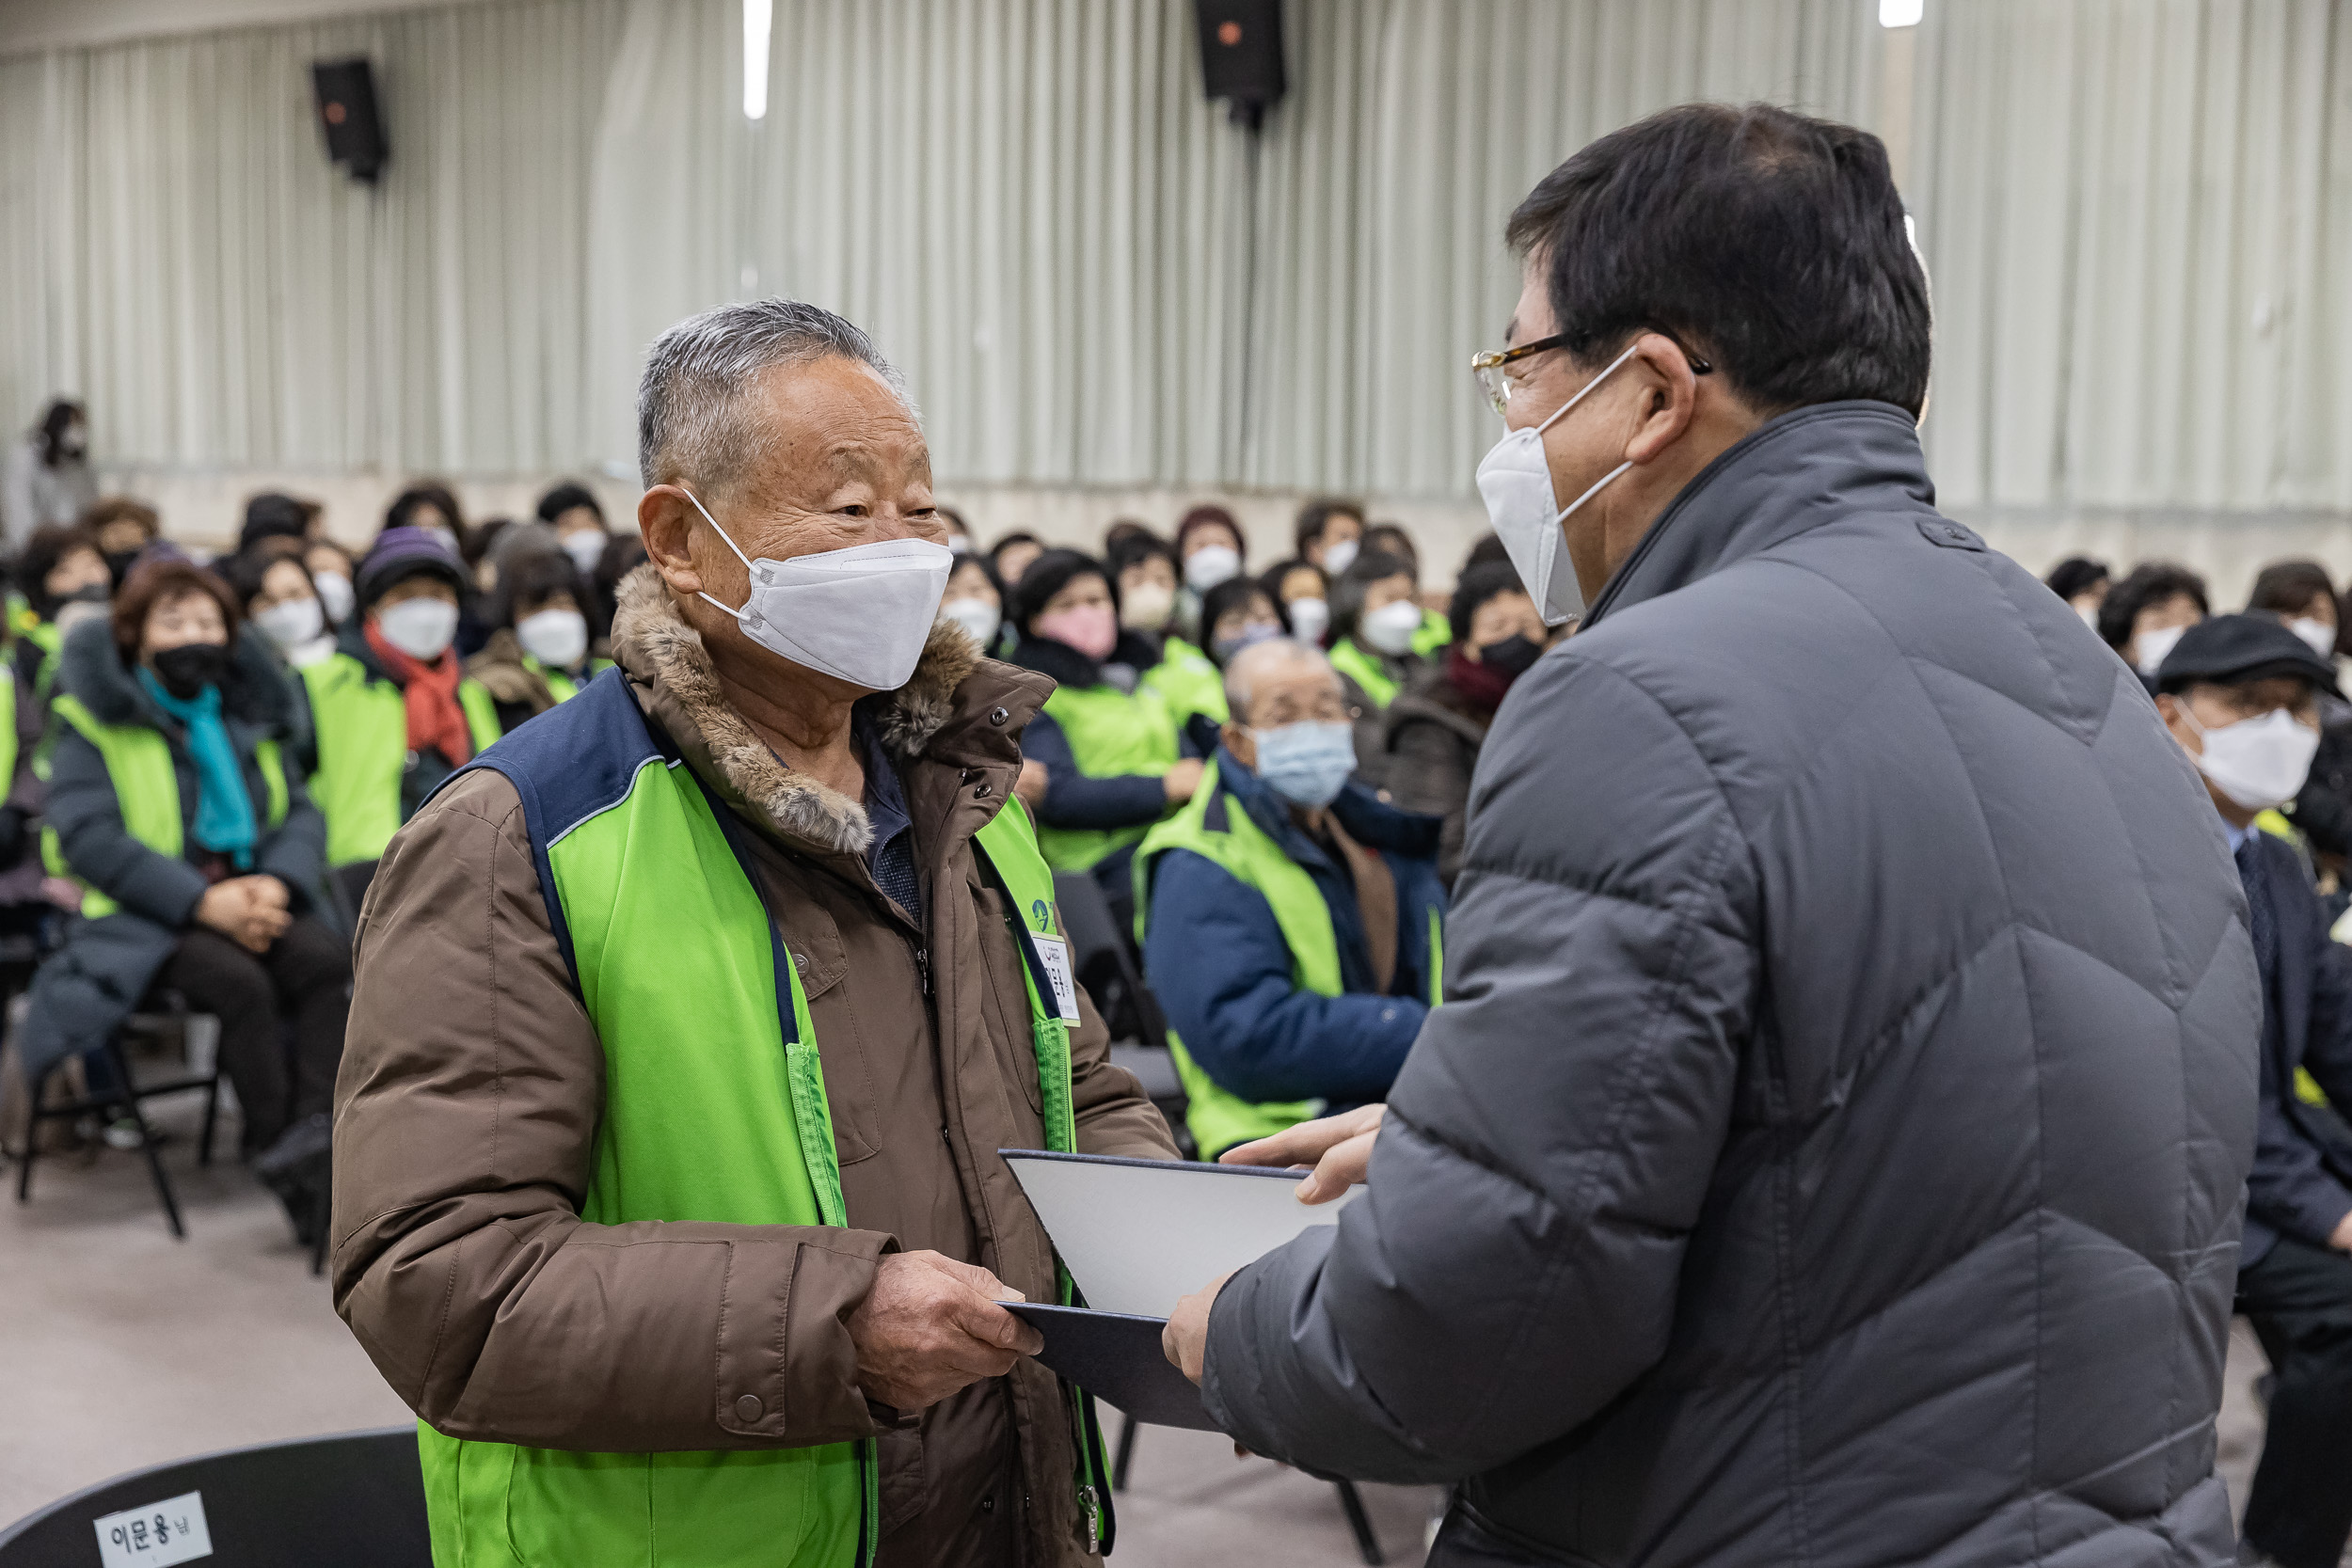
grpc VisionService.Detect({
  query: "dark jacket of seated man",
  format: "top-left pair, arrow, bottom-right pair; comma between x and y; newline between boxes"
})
1138,655 -> 1446,1159
2155,613 -> 2352,1568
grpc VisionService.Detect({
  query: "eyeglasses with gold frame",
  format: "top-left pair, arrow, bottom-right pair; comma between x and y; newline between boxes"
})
1471,331 -> 1713,419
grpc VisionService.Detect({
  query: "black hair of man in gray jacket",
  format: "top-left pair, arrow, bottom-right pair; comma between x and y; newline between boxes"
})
1167,101 -> 2260,1568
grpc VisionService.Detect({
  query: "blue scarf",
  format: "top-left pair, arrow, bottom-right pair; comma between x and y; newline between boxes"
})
137,669 -> 258,870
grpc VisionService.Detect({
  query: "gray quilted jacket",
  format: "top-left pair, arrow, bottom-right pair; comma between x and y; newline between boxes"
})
1201,402 -> 2260,1568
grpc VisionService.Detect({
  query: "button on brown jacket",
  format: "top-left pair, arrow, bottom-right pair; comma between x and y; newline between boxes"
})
331,565 -> 1177,1567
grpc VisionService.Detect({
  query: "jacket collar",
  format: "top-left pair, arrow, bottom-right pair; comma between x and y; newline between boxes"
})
1009,629 -> 1163,692
609,562 -> 1050,858
1209,742 -> 1441,865
59,615 -> 297,736
1581,401 -> 1936,631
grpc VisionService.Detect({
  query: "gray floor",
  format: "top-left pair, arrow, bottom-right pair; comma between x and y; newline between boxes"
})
0,1095 -> 1441,1564
0,1092 -> 2278,1564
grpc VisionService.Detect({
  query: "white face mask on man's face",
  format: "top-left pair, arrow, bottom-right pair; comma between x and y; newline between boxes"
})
1475,339 -> 1644,626
2179,704 -> 2320,813
685,487 -> 952,692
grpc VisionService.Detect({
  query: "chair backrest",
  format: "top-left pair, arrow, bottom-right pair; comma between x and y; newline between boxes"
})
1053,871 -> 1166,1045
0,1427 -> 428,1568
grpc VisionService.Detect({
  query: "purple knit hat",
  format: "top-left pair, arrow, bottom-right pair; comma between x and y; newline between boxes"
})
358,525 -> 467,609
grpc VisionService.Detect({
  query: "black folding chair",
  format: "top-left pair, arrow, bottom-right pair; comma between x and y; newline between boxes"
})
14,999 -> 222,1240
0,1426 -> 428,1567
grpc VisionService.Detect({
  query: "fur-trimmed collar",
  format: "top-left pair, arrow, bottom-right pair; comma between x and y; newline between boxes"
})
609,562 -> 1010,857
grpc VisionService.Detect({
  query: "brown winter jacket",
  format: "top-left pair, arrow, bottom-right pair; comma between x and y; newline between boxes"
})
1381,663 -> 1493,891
331,565 -> 1177,1567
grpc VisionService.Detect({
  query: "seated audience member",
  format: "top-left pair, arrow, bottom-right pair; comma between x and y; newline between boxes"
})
1327,549 -> 1426,786
1365,521 -> 1453,655
1136,637 -> 1444,1158
1175,503 -> 1248,636
1104,516 -> 1155,558
1385,562 -> 1547,888
305,538 -> 358,628
466,549 -> 605,732
2153,614 -> 2352,1568
537,482 -> 621,631
2044,555 -> 2110,627
989,530 -> 1046,588
303,528 -> 501,911
1294,497 -> 1365,576
1200,576 -> 1286,668
2098,561 -> 2209,687
1117,532 -> 1225,725
1010,549 -> 1200,917
936,502 -> 975,554
237,492 -> 313,557
1263,559 -> 1330,646
381,482 -> 467,562
2249,560 -> 2344,665
22,560 -> 347,1238
4,399 -> 96,546
13,524 -> 112,711
938,551 -> 1012,657
222,550 -> 336,672
84,498 -> 160,589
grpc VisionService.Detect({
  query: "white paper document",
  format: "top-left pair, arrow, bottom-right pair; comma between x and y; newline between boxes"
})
1002,1149 -> 1359,1319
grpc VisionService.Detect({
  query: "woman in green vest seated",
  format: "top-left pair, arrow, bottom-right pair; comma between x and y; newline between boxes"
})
1009,549 -> 1202,923
1114,532 -> 1228,727
937,550 -> 1014,658
1173,502 -> 1248,641
223,546 -> 338,673
11,522 -> 111,718
1199,575 -> 1286,668
303,526 -> 501,913
1364,520 -> 1454,656
465,548 -> 607,732
1326,548 -> 1427,792
22,559 -> 347,1239
1262,557 -> 1331,647
1135,635 -> 1446,1159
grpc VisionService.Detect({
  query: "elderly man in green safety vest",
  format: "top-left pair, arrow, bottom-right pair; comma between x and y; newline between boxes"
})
332,298 -> 1177,1568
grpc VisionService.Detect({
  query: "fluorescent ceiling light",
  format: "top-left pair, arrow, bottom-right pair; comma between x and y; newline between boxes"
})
743,0 -> 771,119
1880,0 -> 1923,26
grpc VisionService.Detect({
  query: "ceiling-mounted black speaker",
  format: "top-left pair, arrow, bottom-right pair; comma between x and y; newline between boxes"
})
310,57 -> 388,183
1194,0 -> 1285,132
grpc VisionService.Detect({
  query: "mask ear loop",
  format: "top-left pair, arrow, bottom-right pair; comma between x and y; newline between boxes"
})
1529,339 -> 1645,526
680,486 -> 759,623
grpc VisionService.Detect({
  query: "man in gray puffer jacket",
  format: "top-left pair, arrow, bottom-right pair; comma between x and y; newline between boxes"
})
1164,103 -> 2261,1568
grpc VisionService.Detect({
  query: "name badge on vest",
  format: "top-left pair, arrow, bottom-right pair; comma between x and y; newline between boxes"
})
1029,933 -> 1083,1023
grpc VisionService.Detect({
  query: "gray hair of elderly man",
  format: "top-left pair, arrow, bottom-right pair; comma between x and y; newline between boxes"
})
1223,637 -> 1337,724
636,297 -> 914,494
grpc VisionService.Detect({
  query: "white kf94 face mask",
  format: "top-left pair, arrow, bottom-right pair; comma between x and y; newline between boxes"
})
684,488 -> 954,692
2180,705 -> 2320,813
1475,339 -> 1643,626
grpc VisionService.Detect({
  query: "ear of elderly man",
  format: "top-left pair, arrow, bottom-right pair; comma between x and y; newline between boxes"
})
331,300 -> 1175,1568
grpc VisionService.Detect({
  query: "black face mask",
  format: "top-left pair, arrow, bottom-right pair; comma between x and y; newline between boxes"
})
103,549 -> 141,587
1478,633 -> 1543,680
151,642 -> 230,700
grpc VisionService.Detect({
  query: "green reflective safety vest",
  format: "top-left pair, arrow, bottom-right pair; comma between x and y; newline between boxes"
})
1036,680 -> 1180,872
1327,638 -> 1400,709
1140,637 -> 1228,728
1410,608 -> 1452,659
41,693 -> 288,919
1133,761 -> 1442,1158
528,656 -> 613,705
418,695 -> 1108,1567
24,619 -> 63,706
0,664 -> 16,796
302,653 -> 502,867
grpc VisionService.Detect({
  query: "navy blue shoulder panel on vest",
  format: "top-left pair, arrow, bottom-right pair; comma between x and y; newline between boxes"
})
423,668 -> 668,986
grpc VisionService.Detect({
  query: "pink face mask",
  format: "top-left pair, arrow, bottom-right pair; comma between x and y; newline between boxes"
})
1033,602 -> 1118,663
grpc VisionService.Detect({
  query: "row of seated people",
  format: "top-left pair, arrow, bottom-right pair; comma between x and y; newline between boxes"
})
5,508 -> 622,1242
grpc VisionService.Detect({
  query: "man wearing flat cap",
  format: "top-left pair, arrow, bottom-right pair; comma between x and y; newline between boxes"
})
2155,612 -> 2352,1568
